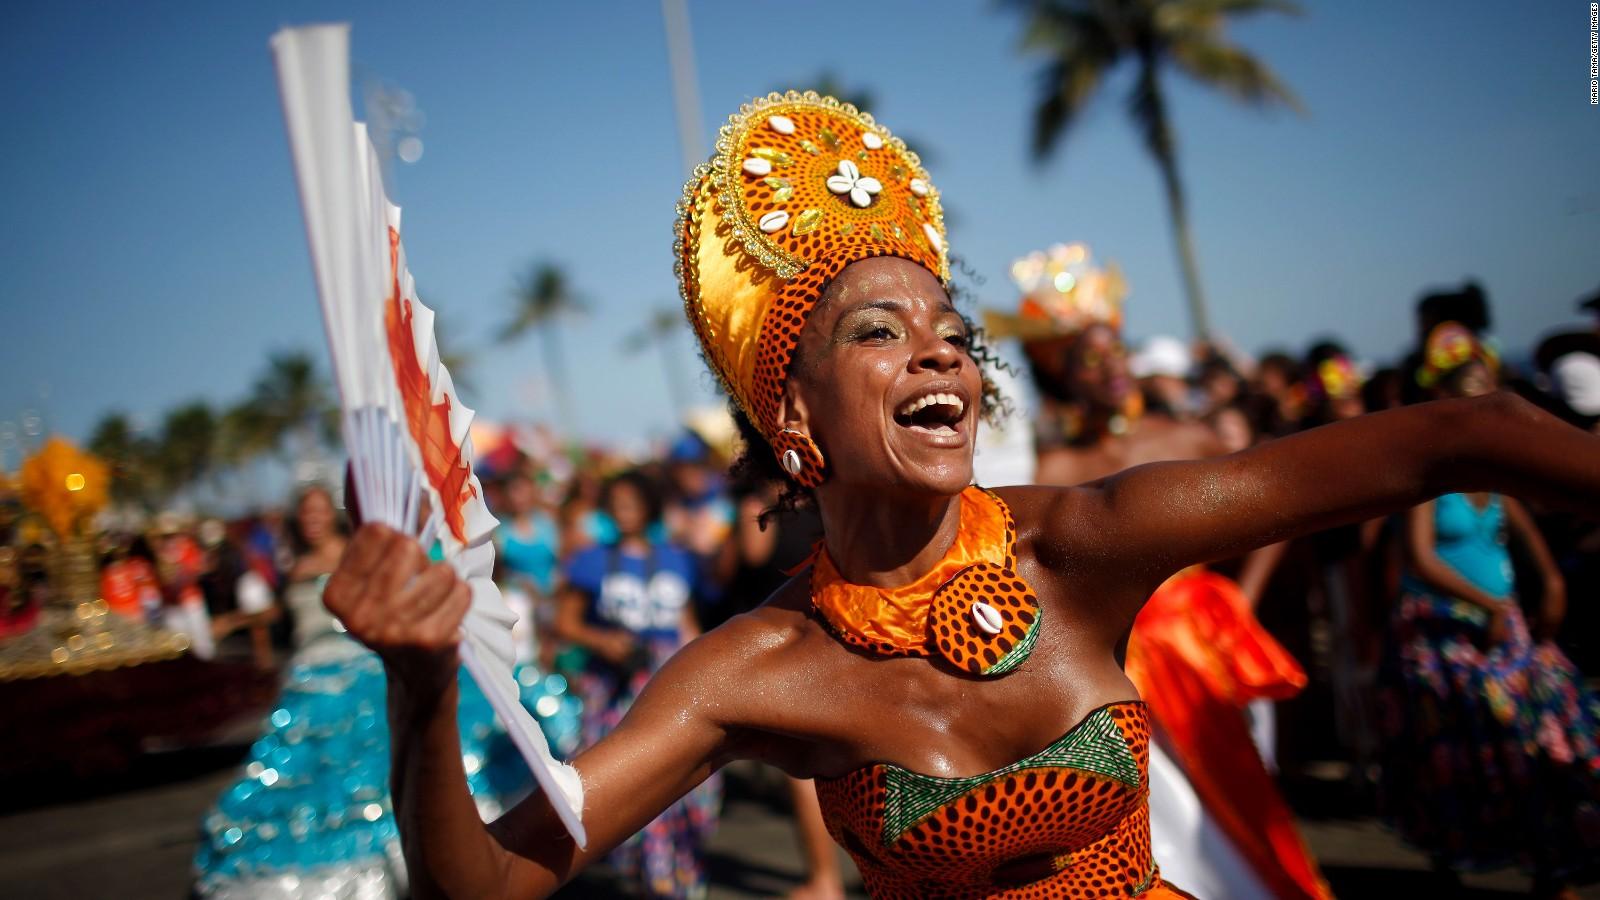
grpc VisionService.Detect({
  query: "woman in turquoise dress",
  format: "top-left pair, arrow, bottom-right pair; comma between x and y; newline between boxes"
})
1379,324 -> 1600,896
192,486 -> 582,899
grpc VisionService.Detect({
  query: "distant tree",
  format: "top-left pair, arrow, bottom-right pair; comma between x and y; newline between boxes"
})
246,350 -> 335,465
87,412 -> 155,507
501,262 -> 586,430
622,308 -> 691,416
1006,0 -> 1304,338
155,402 -> 218,496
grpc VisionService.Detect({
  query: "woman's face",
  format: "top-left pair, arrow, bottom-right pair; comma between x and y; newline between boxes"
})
297,489 -> 334,548
788,257 -> 982,497
607,481 -> 650,537
1065,324 -> 1133,412
505,477 -> 538,516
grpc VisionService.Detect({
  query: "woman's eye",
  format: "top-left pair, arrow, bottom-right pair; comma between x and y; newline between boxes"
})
945,333 -> 970,349
862,326 -> 896,342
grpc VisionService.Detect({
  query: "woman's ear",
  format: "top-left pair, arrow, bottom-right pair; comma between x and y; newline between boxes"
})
780,382 -> 813,436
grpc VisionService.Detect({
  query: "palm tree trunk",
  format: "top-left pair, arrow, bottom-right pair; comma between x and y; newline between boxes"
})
1154,148 -> 1211,340
540,324 -> 577,432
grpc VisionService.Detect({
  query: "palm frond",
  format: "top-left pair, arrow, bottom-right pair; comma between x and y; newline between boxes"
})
1015,1 -> 1121,162
503,262 -> 585,344
1169,36 -> 1304,111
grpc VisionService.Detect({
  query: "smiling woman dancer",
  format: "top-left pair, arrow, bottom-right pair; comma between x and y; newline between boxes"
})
324,94 -> 1600,899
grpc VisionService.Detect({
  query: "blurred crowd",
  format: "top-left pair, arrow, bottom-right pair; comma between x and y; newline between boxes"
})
2,277 -> 1597,896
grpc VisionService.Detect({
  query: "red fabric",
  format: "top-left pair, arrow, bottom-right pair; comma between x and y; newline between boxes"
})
101,557 -> 159,618
1125,569 -> 1332,900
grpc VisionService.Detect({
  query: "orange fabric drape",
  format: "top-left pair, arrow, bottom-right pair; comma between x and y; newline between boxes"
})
1125,569 -> 1333,900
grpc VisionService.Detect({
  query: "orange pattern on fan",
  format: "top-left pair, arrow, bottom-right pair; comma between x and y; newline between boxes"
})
383,227 -> 477,544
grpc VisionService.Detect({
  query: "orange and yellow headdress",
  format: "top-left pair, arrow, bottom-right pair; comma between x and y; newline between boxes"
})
674,92 -> 949,487
984,242 -> 1127,343
1416,321 -> 1498,389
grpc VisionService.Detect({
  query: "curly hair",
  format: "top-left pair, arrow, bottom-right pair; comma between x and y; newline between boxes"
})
728,302 -> 1013,527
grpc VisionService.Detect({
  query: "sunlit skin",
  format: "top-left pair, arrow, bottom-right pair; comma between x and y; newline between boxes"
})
321,257 -> 1600,899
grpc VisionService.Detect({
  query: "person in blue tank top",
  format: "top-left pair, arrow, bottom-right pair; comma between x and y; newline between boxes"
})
1379,323 -> 1600,896
554,469 -> 719,899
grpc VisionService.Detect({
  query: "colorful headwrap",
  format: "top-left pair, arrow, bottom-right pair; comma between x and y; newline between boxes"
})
674,92 -> 950,484
984,243 -> 1127,342
1313,355 -> 1364,401
1416,321 -> 1497,389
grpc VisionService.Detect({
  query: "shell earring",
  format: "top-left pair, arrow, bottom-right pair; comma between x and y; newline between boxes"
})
771,428 -> 828,489
781,449 -> 803,477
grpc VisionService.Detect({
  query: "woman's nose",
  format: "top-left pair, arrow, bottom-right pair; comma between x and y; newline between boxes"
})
911,331 -> 962,373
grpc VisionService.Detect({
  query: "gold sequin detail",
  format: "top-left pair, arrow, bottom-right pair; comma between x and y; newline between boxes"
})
792,208 -> 822,235
751,147 -> 793,167
764,176 -> 794,202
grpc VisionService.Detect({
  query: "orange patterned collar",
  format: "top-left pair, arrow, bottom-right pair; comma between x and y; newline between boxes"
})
809,487 -> 1043,677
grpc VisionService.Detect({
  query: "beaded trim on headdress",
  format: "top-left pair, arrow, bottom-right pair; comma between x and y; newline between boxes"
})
673,91 -> 950,452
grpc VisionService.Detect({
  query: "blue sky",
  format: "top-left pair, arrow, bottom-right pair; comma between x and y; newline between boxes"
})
3,0 -> 1597,458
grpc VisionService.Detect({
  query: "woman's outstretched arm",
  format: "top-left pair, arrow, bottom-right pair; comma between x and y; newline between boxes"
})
325,526 -> 752,900
1031,392 -> 1600,637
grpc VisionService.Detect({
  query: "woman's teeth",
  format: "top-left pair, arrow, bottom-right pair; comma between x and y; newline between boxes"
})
896,392 -> 965,418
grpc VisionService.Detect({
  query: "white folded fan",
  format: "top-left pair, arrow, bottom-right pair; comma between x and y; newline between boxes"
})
270,23 -> 586,848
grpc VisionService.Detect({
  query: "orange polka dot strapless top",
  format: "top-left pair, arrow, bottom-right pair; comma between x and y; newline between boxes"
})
808,489 -> 1189,898
816,702 -> 1189,899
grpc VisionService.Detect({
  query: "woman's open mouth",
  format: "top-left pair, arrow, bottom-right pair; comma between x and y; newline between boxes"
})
893,390 -> 966,437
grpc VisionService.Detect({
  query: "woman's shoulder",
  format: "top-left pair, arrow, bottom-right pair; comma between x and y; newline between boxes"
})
658,574 -> 834,705
985,484 -> 1100,544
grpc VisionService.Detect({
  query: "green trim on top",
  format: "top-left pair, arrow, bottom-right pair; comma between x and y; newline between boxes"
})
879,704 -> 1140,845
982,605 -> 1041,676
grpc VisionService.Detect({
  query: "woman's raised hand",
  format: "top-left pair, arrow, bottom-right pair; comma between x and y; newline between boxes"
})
323,523 -> 471,682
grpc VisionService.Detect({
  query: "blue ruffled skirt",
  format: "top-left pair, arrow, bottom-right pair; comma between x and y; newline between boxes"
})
193,636 -> 581,898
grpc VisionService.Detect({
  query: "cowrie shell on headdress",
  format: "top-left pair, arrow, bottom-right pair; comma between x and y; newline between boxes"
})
861,131 -> 883,150
767,115 -> 796,135
781,449 -> 803,477
742,157 -> 773,177
971,601 -> 1004,636
923,222 -> 943,252
759,211 -> 790,234
908,177 -> 929,197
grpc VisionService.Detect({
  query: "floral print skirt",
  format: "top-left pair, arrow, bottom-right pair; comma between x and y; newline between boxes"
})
575,635 -> 721,899
1377,593 -> 1600,881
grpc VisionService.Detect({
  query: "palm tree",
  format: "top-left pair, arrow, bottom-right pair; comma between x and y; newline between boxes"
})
500,262 -> 585,430
1007,0 -> 1303,338
88,412 -> 155,507
247,350 -> 335,465
622,308 -> 691,416
154,402 -> 218,498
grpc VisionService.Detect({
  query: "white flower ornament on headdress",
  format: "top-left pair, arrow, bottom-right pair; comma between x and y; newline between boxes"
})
826,159 -> 882,208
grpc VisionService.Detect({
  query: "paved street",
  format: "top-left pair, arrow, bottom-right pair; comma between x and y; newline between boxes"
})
1,745 -> 1595,899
